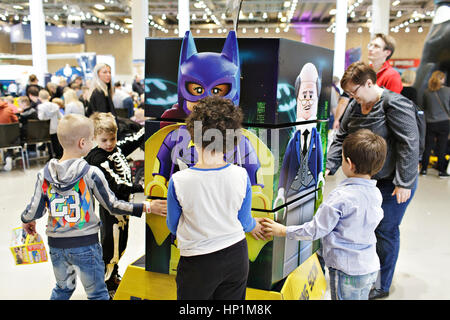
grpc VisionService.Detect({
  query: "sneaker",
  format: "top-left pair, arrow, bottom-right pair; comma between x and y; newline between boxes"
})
3,157 -> 12,171
439,172 -> 450,178
369,288 -> 389,300
419,168 -> 427,175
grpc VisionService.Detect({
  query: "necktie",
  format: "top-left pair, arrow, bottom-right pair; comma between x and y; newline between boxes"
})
302,129 -> 309,156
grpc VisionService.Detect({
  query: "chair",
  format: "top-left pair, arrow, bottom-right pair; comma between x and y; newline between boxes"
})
22,120 -> 52,168
0,123 -> 26,171
116,108 -> 129,118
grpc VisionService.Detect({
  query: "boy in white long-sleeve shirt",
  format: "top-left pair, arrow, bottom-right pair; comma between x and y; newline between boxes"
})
167,96 -> 265,300
37,89 -> 63,158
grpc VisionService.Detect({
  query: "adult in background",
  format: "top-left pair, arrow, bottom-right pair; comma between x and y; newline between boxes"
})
86,63 -> 116,117
63,88 -> 85,115
132,75 -> 144,96
113,81 -> 135,118
326,62 -> 419,300
333,33 -> 403,129
368,33 -> 403,94
0,100 -> 19,171
420,70 -> 450,177
25,74 -> 43,97
400,69 -> 418,105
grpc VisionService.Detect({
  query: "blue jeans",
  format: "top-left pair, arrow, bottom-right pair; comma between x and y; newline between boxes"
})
375,178 -> 418,292
49,243 -> 109,300
329,268 -> 378,300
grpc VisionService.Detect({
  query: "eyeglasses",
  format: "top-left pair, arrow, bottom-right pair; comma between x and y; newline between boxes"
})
346,84 -> 362,97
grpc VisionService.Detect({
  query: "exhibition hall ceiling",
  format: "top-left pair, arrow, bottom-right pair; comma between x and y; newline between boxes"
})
0,0 -> 437,34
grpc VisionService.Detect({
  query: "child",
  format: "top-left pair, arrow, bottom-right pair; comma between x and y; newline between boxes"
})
37,89 -> 63,159
20,114 -> 159,300
262,129 -> 387,300
167,96 -> 266,300
84,112 -> 167,299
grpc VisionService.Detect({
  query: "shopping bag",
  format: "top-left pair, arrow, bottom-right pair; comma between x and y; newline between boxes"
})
10,227 -> 48,265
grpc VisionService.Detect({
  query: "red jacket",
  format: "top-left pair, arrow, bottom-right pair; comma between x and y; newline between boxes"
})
0,100 -> 18,124
376,61 -> 403,94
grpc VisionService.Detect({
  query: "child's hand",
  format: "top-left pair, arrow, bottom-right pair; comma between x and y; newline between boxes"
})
261,218 -> 286,237
143,199 -> 167,217
250,218 -> 267,241
22,221 -> 37,236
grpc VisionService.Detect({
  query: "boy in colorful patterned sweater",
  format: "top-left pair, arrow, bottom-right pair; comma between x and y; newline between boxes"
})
21,114 -> 163,300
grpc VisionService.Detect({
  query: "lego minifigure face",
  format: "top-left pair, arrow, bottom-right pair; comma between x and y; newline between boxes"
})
297,81 -> 318,121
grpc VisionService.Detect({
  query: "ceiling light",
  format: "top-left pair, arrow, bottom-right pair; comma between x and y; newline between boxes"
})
94,4 -> 106,11
99,29 -> 103,34
262,12 -> 268,19
392,0 -> 400,6
13,5 -> 24,10
275,27 -> 280,33
249,12 -> 254,19
418,26 -> 423,33
396,11 -> 402,17
357,27 -> 363,33
254,27 -> 258,33
405,27 -> 410,33
162,14 -> 166,20
329,9 -> 336,15
284,1 -> 291,7
109,29 -> 114,34
242,27 -> 246,33
124,18 -> 132,24
86,29 -> 92,34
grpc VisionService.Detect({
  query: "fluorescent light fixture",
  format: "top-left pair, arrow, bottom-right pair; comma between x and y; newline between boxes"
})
94,4 -> 105,10
392,0 -> 400,6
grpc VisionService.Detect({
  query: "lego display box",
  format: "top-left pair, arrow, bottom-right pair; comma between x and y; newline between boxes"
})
143,32 -> 333,291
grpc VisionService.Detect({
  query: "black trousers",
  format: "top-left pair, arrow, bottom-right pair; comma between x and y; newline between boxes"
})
99,206 -> 129,281
176,238 -> 249,300
421,120 -> 449,172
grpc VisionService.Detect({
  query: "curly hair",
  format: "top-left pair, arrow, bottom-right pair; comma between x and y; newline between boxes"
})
186,96 -> 243,153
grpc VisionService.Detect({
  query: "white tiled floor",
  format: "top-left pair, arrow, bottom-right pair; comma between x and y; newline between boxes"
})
1,155 -> 449,300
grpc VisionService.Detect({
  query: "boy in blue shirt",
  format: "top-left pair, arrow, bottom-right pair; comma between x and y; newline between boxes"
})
262,129 -> 387,300
167,96 -> 265,300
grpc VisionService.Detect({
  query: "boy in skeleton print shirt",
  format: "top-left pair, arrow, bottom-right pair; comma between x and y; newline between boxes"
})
85,112 -> 167,298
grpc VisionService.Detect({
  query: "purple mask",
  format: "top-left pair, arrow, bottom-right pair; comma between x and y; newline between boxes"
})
178,30 -> 240,114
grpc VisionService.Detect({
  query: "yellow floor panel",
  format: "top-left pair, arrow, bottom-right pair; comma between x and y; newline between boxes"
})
114,253 -> 326,300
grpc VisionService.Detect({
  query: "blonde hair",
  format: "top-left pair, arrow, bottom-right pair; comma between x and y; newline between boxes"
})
90,112 -> 117,137
63,88 -> 79,104
17,96 -> 30,106
38,89 -> 50,101
428,70 -> 445,92
52,98 -> 64,109
57,114 -> 94,149
88,63 -> 113,99
401,69 -> 416,85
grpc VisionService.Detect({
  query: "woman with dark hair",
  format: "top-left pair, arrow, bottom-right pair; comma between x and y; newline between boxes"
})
86,63 -> 116,117
420,70 -> 450,177
326,61 -> 420,300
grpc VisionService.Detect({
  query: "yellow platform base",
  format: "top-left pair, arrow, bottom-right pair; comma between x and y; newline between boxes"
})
114,253 -> 326,300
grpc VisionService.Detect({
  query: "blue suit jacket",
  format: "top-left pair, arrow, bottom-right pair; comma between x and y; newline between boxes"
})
278,127 -> 323,196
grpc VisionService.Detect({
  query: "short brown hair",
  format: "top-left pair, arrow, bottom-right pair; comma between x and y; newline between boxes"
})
90,112 -> 118,137
374,33 -> 396,60
428,70 -> 445,92
342,129 -> 387,176
341,61 -> 377,92
186,96 -> 243,153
